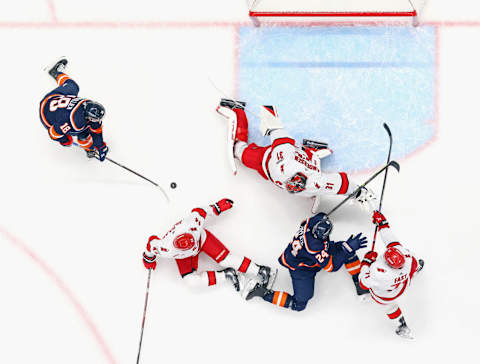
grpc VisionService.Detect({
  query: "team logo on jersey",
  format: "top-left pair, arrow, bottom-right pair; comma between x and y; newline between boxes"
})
173,233 -> 195,250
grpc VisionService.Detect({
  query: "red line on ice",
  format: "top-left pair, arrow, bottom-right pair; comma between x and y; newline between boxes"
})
46,0 -> 58,23
0,225 -> 118,364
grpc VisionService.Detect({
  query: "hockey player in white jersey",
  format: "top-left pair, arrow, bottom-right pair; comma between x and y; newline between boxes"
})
359,210 -> 424,339
216,99 -> 375,212
142,198 -> 275,293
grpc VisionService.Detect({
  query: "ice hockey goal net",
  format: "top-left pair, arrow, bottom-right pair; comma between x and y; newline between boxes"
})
248,0 -> 424,26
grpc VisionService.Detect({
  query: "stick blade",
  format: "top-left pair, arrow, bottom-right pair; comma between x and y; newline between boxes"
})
389,160 -> 400,172
383,122 -> 392,137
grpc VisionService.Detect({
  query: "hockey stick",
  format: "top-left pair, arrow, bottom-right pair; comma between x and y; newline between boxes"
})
326,160 -> 400,217
136,268 -> 152,364
371,123 -> 393,252
72,142 -> 170,202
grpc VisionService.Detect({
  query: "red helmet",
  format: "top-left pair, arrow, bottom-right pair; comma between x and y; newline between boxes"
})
286,172 -> 307,193
173,233 -> 195,250
384,247 -> 405,269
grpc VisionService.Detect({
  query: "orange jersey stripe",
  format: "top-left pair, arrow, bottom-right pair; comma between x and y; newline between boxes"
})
48,126 -> 63,140
89,125 -> 103,134
345,261 -> 360,269
280,252 -> 296,271
323,256 -> 333,272
56,73 -> 70,86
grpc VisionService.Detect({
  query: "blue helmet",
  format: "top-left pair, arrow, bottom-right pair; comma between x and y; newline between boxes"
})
84,100 -> 105,122
311,213 -> 333,240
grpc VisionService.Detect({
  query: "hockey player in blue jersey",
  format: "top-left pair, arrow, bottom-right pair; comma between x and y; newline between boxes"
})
39,58 -> 109,161
246,212 -> 369,310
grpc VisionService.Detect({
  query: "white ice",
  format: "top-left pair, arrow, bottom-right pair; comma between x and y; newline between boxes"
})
0,1 -> 479,364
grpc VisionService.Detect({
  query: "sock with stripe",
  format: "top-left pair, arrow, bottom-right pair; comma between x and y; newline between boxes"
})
263,290 -> 292,309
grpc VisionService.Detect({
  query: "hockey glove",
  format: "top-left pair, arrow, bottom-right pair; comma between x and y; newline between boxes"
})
142,251 -> 157,270
211,198 -> 234,215
362,251 -> 378,267
372,210 -> 390,230
95,143 -> 109,162
342,233 -> 368,254
59,134 -> 73,147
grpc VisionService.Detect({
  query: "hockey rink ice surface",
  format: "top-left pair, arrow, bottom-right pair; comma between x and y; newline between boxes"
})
0,1 -> 479,363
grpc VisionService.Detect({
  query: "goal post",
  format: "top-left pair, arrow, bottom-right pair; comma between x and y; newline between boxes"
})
247,0 -> 426,26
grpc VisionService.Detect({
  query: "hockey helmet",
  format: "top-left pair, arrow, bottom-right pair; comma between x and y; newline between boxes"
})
312,213 -> 333,241
173,233 -> 195,251
384,247 -> 405,269
286,172 -> 307,194
84,100 -> 105,122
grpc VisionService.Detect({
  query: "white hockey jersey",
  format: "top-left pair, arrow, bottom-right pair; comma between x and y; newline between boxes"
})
146,207 -> 213,260
359,228 -> 419,303
260,130 -> 355,198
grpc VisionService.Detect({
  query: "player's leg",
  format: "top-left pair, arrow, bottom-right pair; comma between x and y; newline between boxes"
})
77,129 -> 93,151
201,230 -> 275,287
384,303 -> 413,339
45,57 -> 80,96
175,255 -> 234,289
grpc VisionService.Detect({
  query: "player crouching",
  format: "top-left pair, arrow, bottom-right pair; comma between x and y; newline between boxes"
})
142,199 -> 276,294
39,57 -> 109,161
359,210 -> 424,339
216,99 -> 376,213
246,212 -> 369,311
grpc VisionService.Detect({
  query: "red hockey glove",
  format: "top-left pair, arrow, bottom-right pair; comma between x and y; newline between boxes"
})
362,251 -> 378,267
60,134 -> 73,147
372,210 -> 390,230
211,199 -> 234,215
143,252 -> 157,270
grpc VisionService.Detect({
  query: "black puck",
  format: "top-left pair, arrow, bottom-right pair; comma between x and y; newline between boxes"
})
170,182 -> 177,189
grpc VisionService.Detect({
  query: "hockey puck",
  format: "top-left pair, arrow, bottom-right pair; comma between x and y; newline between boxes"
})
170,182 -> 177,189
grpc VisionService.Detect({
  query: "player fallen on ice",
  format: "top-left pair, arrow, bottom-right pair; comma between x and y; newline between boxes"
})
246,212 -> 369,311
359,210 -> 424,339
39,57 -> 109,161
216,99 -> 376,212
142,198 -> 276,293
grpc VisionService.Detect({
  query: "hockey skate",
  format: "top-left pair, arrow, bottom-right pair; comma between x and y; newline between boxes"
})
216,99 -> 248,175
45,57 -> 68,80
395,317 -> 414,339
354,281 -> 370,297
245,281 -> 272,301
220,268 -> 240,292
256,265 -> 278,290
417,259 -> 425,273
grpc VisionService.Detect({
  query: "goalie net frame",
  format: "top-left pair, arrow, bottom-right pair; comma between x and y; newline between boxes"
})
247,0 -> 424,26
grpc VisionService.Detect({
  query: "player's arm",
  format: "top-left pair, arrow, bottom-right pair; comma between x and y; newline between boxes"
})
371,210 -> 402,249
191,198 -> 234,224
142,235 -> 160,270
359,251 -> 378,290
48,124 -> 73,147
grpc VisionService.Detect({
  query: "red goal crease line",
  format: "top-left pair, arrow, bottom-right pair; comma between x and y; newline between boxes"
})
249,10 -> 418,17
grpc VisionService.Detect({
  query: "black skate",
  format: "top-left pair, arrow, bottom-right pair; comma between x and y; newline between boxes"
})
354,281 -> 369,296
220,98 -> 246,110
85,149 -> 97,159
256,265 -> 278,290
220,268 -> 240,291
417,259 -> 425,273
46,57 -> 68,80
246,282 -> 272,301
395,317 -> 414,339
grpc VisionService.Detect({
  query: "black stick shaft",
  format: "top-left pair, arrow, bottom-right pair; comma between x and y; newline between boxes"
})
136,268 -> 152,364
326,160 -> 399,217
372,124 -> 393,251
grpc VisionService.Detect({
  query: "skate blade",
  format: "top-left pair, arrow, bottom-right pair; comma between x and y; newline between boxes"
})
241,277 -> 258,300
397,330 -> 414,340
266,268 -> 278,291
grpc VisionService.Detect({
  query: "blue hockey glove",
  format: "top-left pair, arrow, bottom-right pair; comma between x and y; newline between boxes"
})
342,233 -> 368,254
95,143 -> 109,162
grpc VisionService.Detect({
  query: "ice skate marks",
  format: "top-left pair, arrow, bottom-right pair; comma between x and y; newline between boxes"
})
237,26 -> 436,172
